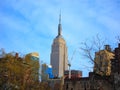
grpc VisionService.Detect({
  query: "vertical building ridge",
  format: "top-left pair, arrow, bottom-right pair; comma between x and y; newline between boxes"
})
50,13 -> 68,77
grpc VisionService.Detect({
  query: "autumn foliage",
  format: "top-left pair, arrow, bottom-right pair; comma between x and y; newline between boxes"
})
0,50 -> 51,90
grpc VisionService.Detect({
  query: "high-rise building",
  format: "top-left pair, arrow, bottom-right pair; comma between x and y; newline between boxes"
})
50,14 -> 68,77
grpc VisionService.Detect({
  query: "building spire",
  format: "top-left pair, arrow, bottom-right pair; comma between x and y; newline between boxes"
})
59,10 -> 61,24
58,10 -> 62,36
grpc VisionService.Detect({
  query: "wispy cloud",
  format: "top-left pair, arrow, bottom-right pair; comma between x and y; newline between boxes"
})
0,0 -> 120,76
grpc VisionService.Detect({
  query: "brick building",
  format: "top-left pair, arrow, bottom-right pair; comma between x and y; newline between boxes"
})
64,70 -> 82,79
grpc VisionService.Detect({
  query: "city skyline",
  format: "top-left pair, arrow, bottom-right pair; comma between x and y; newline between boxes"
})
0,0 -> 120,76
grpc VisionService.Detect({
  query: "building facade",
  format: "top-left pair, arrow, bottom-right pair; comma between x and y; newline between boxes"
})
111,43 -> 120,74
64,70 -> 82,79
50,14 -> 68,77
63,44 -> 120,90
64,72 -> 113,90
41,64 -> 54,81
111,43 -> 120,90
94,45 -> 114,76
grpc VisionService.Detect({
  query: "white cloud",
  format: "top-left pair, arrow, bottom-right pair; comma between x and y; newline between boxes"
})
0,0 -> 120,76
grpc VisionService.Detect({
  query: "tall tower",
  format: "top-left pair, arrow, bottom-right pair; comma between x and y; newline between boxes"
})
50,13 -> 68,77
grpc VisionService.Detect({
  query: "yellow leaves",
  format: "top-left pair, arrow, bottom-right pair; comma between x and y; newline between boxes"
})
0,52 -> 40,89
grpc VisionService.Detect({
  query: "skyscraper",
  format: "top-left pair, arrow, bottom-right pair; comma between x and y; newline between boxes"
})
50,14 -> 68,77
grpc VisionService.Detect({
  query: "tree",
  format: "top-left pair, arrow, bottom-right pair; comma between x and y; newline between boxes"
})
0,52 -> 25,89
80,34 -> 105,70
80,34 -> 114,90
0,50 -> 44,90
0,50 -> 55,90
116,36 -> 120,43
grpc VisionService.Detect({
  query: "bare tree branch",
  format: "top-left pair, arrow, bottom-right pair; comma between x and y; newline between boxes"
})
80,34 -> 105,63
80,34 -> 108,77
115,35 -> 120,43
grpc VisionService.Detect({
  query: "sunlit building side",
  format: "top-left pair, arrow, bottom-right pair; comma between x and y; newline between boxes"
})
50,14 -> 68,77
94,45 -> 114,76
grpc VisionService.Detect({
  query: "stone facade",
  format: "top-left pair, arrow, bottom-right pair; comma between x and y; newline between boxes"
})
51,14 -> 68,77
94,45 -> 114,76
64,72 -> 113,90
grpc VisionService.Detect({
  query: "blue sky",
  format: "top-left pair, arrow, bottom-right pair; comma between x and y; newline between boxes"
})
0,0 -> 120,77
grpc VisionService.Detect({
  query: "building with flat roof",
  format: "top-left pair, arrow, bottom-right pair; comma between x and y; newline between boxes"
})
64,70 -> 82,79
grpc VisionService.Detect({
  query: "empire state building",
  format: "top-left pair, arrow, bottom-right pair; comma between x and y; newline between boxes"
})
50,14 -> 68,77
